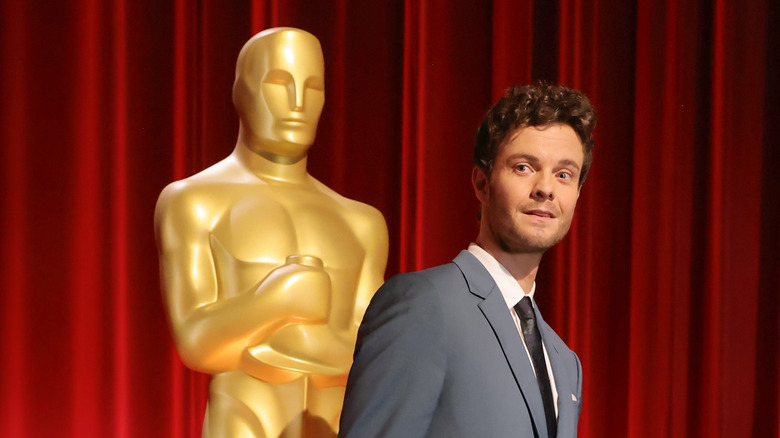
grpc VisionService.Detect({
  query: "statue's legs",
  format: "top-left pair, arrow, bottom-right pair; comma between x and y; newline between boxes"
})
204,370 -> 343,437
205,370 -> 303,437
306,383 -> 344,432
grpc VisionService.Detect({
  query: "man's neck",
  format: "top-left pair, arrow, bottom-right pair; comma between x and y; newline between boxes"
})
474,237 -> 542,293
232,141 -> 309,183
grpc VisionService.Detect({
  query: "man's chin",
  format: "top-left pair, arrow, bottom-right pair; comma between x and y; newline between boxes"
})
499,232 -> 565,254
499,239 -> 553,255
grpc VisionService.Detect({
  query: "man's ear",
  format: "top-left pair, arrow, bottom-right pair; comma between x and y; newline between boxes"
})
472,166 -> 489,204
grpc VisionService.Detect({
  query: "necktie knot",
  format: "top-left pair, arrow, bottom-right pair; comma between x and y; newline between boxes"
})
515,296 -> 535,320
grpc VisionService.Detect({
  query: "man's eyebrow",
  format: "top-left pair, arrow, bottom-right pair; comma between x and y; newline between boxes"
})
505,153 -> 540,163
558,159 -> 581,171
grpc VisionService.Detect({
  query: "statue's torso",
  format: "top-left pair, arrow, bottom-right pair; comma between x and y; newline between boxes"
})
209,182 -> 364,314
200,178 -> 365,374
160,154 -> 385,435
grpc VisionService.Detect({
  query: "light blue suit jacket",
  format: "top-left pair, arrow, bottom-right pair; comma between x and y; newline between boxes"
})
340,251 -> 583,437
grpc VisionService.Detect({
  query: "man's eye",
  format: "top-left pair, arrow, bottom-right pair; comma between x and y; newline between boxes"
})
515,164 -> 528,172
557,172 -> 572,180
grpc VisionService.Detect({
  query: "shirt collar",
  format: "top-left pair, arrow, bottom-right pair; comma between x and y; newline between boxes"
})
467,243 -> 535,309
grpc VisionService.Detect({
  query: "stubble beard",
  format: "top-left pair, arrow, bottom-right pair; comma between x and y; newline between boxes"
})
490,210 -> 573,255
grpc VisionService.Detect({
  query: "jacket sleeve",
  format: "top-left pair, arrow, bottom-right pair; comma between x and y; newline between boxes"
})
339,272 -> 446,438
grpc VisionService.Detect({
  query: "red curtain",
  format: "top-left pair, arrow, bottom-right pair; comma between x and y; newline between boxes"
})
1,0 -> 778,436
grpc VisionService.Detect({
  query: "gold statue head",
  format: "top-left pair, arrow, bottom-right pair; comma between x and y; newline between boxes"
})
233,28 -> 325,163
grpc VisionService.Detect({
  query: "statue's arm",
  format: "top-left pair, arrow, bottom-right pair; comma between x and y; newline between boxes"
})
350,206 -> 389,329
154,185 -> 329,374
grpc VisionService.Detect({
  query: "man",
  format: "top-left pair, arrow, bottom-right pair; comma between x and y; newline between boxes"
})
155,28 -> 388,437
339,83 -> 596,438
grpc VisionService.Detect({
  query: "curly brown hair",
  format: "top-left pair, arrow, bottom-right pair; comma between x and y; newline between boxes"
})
473,82 -> 597,185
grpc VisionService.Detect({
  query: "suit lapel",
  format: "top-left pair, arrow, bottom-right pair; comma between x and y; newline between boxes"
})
453,251 -> 550,437
536,309 -> 576,437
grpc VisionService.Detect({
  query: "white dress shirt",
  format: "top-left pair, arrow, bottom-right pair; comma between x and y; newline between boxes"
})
467,243 -> 559,416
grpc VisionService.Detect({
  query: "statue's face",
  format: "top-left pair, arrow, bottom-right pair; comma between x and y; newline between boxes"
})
234,29 -> 325,160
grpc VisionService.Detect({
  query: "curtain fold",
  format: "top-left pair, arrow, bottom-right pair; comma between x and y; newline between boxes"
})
1,0 -> 778,436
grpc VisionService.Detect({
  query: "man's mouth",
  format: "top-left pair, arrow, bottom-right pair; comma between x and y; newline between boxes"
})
525,209 -> 555,219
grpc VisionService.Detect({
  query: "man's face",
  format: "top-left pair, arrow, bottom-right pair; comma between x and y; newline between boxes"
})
474,124 -> 584,254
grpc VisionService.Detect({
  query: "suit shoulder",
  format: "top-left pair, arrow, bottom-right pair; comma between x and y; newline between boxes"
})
376,263 -> 463,299
368,270 -> 440,311
411,262 -> 467,287
359,263 -> 467,337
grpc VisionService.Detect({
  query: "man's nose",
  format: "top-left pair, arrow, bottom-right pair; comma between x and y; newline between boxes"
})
532,174 -> 554,201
